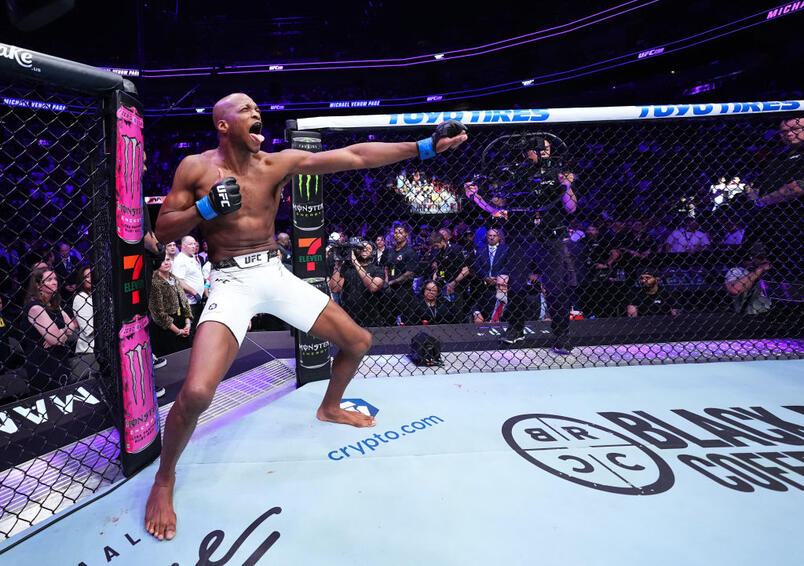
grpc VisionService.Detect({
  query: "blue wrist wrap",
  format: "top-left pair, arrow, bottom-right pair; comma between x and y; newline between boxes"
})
195,196 -> 218,220
417,137 -> 436,160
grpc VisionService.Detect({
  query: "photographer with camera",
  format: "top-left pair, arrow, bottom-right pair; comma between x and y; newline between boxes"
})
465,135 -> 578,353
330,239 -> 386,327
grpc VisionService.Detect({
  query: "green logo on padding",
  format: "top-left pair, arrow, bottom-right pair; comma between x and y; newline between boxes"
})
298,174 -> 320,201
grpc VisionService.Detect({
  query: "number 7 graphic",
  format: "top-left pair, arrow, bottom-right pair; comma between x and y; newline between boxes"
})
297,238 -> 322,272
123,254 -> 143,304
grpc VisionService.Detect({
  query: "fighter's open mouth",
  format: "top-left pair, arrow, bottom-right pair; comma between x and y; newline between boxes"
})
249,122 -> 265,144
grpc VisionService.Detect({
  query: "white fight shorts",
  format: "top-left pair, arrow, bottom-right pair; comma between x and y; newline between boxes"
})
197,251 -> 330,344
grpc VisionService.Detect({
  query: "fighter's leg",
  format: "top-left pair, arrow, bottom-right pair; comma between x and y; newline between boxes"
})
308,299 -> 375,427
145,321 -> 240,540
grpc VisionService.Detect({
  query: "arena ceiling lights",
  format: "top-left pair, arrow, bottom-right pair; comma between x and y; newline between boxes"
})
141,0 -> 658,78
143,3 -> 802,117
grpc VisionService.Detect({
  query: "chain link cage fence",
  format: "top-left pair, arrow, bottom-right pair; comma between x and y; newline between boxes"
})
291,106 -> 804,377
0,82 -> 122,539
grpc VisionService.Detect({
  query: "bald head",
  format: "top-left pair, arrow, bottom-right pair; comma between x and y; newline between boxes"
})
212,92 -> 260,135
180,235 -> 197,256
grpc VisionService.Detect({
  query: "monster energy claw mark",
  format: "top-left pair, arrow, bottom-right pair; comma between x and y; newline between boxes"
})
292,173 -> 324,231
297,174 -> 320,201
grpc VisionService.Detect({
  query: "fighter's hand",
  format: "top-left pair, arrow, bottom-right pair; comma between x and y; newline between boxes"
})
558,172 -> 576,186
464,183 -> 478,197
492,209 -> 508,220
417,120 -> 468,160
195,169 -> 242,220
433,120 -> 468,153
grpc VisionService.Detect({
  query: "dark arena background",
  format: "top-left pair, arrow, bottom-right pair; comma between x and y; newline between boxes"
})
0,2 -> 802,564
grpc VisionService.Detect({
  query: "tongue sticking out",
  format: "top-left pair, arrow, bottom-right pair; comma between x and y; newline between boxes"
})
250,133 -> 265,144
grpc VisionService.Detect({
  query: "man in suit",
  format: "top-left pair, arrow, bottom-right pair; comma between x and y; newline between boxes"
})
472,228 -> 511,321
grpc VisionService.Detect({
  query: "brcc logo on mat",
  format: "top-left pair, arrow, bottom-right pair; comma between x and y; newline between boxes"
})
341,399 -> 379,418
502,413 -> 674,495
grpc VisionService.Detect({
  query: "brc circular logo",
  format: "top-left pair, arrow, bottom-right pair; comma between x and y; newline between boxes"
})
502,414 -> 674,495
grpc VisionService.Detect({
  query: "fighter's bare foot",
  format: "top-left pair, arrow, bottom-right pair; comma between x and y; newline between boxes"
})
317,406 -> 376,427
145,473 -> 177,541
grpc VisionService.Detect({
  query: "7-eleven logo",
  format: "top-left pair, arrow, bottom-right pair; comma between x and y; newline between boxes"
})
123,254 -> 145,303
296,237 -> 323,271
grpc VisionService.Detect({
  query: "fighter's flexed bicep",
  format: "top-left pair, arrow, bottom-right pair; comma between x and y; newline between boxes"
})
156,155 -> 242,243
155,155 -> 207,243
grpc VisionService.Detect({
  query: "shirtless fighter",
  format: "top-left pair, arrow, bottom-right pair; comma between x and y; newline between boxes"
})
145,93 -> 467,540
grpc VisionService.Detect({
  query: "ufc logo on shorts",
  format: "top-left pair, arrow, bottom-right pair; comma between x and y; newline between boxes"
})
216,185 -> 231,207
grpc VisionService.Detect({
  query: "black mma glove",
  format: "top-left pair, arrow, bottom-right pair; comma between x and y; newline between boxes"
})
417,119 -> 467,160
195,177 -> 242,220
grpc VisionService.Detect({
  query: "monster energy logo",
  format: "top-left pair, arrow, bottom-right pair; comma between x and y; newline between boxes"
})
297,174 -> 320,201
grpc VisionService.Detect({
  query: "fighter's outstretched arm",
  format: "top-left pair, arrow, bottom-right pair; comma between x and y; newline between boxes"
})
286,126 -> 468,176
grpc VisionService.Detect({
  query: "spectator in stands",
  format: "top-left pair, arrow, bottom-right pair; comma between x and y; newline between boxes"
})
373,235 -> 387,267
724,242 -> 772,315
471,227 -> 510,323
474,228 -> 510,288
618,219 -> 655,280
276,232 -> 293,270
164,240 -> 178,262
54,241 -> 82,276
413,224 -> 432,252
384,223 -> 419,324
171,235 -> 207,326
748,117 -> 804,207
472,274 -> 511,324
663,217 -> 711,253
330,241 -> 385,327
197,239 -> 209,265
576,222 -> 624,317
409,279 -> 457,325
22,267 -> 79,394
50,242 -> 81,302
428,231 -> 469,306
70,265 -> 99,379
626,269 -> 679,318
720,216 -> 746,248
0,293 -> 27,402
149,256 -> 193,356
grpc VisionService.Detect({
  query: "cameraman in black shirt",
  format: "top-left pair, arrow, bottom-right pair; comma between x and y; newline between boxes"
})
465,136 -> 578,354
427,230 -> 469,312
746,116 -> 803,285
330,240 -> 386,327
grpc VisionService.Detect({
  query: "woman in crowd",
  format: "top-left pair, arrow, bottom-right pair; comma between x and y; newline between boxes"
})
22,267 -> 79,394
70,265 -> 99,379
148,256 -> 192,357
408,280 -> 457,325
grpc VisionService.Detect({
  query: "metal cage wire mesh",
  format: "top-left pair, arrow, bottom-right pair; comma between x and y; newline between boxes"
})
295,110 -> 804,376
0,83 -> 121,540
